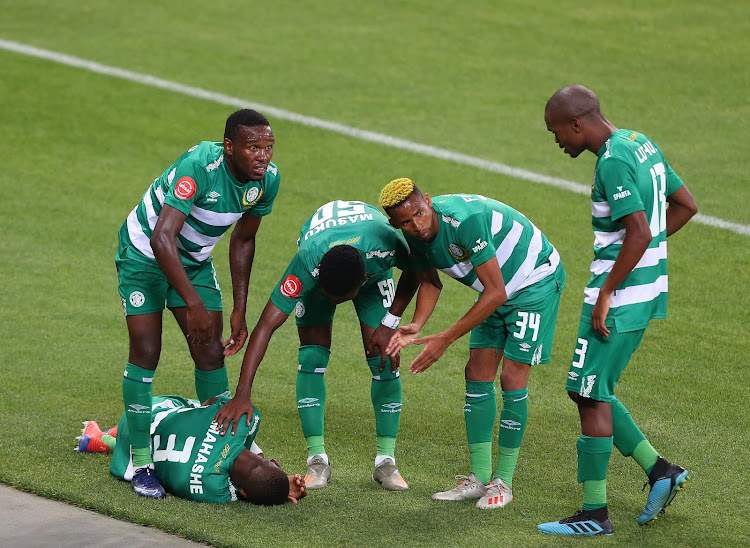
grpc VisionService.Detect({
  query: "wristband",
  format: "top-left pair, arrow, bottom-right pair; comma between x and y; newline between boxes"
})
381,312 -> 401,329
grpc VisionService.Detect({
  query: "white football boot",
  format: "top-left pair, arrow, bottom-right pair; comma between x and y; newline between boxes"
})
431,473 -> 487,501
476,477 -> 513,509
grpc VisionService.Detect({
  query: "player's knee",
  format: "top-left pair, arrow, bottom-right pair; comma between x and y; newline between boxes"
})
567,390 -> 579,404
192,342 -> 225,371
298,345 -> 330,374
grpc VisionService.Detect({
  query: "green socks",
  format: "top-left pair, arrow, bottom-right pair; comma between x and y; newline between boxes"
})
297,345 -> 330,458
194,366 -> 230,403
122,363 -> 154,467
464,380 -> 496,484
578,435 -> 613,511
367,356 -> 402,458
611,396 -> 659,474
494,388 -> 528,488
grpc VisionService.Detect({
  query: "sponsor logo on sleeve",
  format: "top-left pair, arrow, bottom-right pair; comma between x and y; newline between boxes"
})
612,185 -> 632,201
174,176 -> 197,200
280,275 -> 301,298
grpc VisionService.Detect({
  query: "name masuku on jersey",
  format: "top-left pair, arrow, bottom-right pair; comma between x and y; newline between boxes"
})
303,213 -> 374,240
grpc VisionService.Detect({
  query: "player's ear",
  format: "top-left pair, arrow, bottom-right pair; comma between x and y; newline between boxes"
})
388,217 -> 399,229
424,193 -> 432,207
223,137 -> 233,156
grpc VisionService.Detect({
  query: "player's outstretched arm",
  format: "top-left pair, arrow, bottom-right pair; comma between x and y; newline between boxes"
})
367,269 -> 427,372
215,300 -> 289,435
409,260 -> 504,374
385,269 -> 442,356
225,213 -> 264,355
665,184 -> 698,237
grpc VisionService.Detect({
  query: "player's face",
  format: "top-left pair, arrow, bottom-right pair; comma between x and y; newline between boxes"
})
388,194 -> 437,242
544,109 -> 586,158
224,125 -> 275,183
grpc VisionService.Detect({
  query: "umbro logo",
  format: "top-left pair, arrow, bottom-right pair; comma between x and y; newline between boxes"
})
128,403 -> 150,413
298,398 -> 318,404
207,190 -> 221,202
501,419 -> 522,431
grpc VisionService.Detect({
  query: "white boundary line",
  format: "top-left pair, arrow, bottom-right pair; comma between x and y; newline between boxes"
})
2,38 -> 747,237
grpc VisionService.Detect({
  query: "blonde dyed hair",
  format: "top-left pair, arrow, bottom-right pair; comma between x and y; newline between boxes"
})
379,178 -> 417,209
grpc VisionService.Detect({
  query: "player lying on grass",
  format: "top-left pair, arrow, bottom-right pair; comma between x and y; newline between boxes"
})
380,178 -> 566,510
537,84 -> 697,535
215,200 -> 442,491
75,394 -> 306,505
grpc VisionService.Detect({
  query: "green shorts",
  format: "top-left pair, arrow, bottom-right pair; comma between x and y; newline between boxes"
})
294,269 -> 395,329
116,248 -> 222,316
469,265 -> 565,365
564,319 -> 645,402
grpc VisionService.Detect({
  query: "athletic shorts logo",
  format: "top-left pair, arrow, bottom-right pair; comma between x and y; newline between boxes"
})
280,275 -> 301,298
448,243 -> 468,261
568,371 -> 579,381
580,374 -> 597,398
129,291 -> 145,307
174,176 -> 197,200
531,344 -> 543,365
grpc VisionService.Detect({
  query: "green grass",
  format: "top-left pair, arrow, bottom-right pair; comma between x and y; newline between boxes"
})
1,1 -> 748,546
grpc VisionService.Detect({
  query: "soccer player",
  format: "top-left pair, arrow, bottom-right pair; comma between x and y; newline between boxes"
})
380,178 -> 566,510
214,200 -> 440,491
74,395 -> 306,505
115,109 -> 280,498
537,84 -> 697,535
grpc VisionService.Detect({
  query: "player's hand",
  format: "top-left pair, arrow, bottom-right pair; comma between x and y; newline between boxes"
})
385,323 -> 421,356
186,303 -> 213,346
223,310 -> 248,356
366,325 -> 400,373
409,332 -> 451,374
214,394 -> 254,436
287,474 -> 307,503
592,291 -> 612,338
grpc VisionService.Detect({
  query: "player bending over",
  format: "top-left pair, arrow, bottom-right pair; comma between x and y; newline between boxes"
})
380,178 -> 566,510
215,200 -> 441,491
75,395 -> 305,505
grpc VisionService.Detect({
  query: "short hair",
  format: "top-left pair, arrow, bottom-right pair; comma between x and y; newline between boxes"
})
318,245 -> 364,298
379,178 -> 423,211
546,84 -> 601,121
224,109 -> 270,140
240,462 -> 289,506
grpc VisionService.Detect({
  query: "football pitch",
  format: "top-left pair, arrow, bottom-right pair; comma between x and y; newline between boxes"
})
1,1 -> 748,546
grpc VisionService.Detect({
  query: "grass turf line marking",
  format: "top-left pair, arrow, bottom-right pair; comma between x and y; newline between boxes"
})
1,38 -> 747,237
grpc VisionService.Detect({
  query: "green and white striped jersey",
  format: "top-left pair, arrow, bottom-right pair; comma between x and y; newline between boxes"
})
110,395 -> 260,503
118,141 -> 280,268
586,129 -> 684,332
403,194 -> 560,300
270,200 -> 410,314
